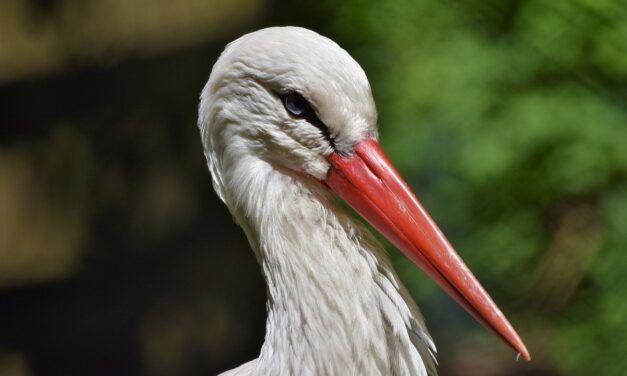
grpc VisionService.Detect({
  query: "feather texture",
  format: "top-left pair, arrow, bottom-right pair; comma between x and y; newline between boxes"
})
198,27 -> 438,375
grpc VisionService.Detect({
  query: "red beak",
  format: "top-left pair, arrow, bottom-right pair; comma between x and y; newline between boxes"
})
325,138 -> 530,361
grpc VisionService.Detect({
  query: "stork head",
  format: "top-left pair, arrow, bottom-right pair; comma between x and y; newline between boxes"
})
199,27 -> 377,182
198,26 -> 530,361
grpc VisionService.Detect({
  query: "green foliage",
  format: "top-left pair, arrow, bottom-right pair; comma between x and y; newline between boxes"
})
319,0 -> 627,374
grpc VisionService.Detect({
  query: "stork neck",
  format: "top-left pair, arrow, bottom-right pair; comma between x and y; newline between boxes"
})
225,158 -> 436,375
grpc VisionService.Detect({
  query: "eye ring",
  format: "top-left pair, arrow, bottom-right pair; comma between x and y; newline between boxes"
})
282,92 -> 310,117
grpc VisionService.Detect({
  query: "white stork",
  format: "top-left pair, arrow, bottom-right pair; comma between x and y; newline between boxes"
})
198,27 -> 529,376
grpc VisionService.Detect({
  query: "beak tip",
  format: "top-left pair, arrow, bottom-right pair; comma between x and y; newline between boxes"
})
520,348 -> 531,362
514,342 -> 531,362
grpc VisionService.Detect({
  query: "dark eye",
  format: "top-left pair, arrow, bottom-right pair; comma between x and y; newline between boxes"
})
282,92 -> 310,117
278,91 -> 336,149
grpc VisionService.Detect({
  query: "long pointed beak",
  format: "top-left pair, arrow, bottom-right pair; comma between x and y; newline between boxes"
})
325,138 -> 530,361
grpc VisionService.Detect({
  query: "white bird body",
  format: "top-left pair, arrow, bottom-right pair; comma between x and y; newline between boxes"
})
198,27 -> 528,376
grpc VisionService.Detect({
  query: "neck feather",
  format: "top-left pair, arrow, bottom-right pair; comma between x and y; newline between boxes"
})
222,156 -> 437,376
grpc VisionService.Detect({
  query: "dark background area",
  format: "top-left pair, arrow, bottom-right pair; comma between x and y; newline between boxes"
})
1,1 -> 626,375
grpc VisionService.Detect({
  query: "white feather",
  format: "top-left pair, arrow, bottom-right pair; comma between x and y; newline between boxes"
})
198,26 -> 437,376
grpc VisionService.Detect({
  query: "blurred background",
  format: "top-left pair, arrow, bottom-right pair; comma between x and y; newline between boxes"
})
1,0 -> 626,375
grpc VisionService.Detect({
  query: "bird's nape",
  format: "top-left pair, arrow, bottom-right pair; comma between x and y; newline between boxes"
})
325,138 -> 530,361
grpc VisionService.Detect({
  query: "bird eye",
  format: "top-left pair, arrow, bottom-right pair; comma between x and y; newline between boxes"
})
282,92 -> 310,117
279,91 -> 335,149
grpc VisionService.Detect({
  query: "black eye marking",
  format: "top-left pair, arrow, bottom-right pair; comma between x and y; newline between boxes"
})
280,92 -> 335,149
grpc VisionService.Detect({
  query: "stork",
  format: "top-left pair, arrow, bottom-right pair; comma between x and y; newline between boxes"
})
198,27 -> 529,376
